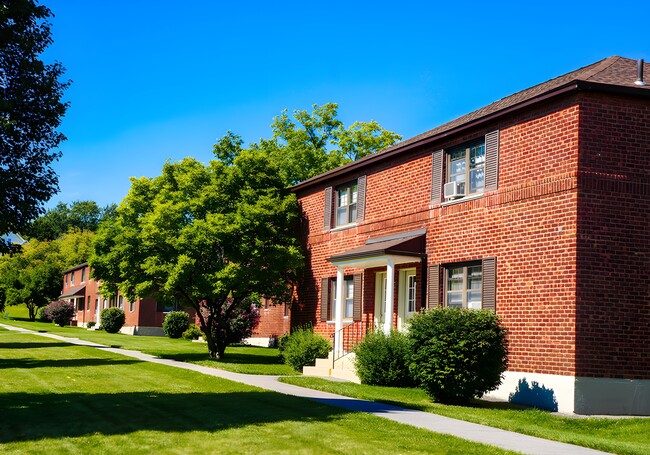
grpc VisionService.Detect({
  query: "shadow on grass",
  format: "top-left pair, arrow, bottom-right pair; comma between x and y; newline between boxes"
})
0,390 -> 348,443
0,358 -> 142,369
0,342 -> 72,349
160,351 -> 283,366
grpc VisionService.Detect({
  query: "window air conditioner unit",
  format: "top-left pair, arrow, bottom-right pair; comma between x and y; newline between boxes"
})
444,181 -> 465,199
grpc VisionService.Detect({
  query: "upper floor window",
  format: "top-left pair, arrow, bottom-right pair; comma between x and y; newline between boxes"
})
81,268 -> 86,283
432,131 -> 498,204
336,182 -> 358,226
446,141 -> 485,198
70,272 -> 75,286
323,176 -> 366,231
446,264 -> 482,309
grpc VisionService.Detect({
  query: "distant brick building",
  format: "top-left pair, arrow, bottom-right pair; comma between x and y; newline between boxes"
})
291,56 -> 650,415
60,262 -> 188,336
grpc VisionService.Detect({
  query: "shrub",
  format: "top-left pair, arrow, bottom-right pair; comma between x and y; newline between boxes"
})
87,321 -> 96,328
100,307 -> 125,334
408,307 -> 508,404
281,326 -> 330,371
182,323 -> 203,340
277,332 -> 290,355
354,330 -> 415,387
36,306 -> 49,322
201,297 -> 261,356
163,311 -> 190,338
44,300 -> 75,326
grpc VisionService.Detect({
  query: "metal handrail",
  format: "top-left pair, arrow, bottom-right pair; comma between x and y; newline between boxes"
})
329,321 -> 367,369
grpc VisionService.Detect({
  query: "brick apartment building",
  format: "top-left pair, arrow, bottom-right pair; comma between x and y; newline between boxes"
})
60,262 -> 183,335
291,56 -> 650,415
60,262 -> 283,342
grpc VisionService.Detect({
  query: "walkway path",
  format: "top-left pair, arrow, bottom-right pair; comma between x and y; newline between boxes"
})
2,324 -> 611,455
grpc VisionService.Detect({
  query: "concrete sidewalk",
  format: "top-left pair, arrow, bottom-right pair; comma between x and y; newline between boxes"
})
1,324 -> 612,455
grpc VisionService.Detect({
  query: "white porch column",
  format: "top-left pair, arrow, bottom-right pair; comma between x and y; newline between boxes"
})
384,257 -> 395,335
334,266 -> 345,355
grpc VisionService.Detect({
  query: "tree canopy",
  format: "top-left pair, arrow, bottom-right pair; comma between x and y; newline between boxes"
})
0,0 -> 69,252
24,200 -> 117,241
0,230 -> 94,319
213,103 -> 401,186
91,150 -> 303,358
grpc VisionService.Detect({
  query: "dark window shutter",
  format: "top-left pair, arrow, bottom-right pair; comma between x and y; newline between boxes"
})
427,264 -> 440,309
482,258 -> 496,311
430,149 -> 444,204
320,278 -> 330,321
353,273 -> 362,321
356,175 -> 366,222
323,187 -> 333,231
484,131 -> 500,192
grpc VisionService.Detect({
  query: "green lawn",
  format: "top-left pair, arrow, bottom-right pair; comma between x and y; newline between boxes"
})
1,304 -> 295,375
0,328 -> 514,454
279,377 -> 650,455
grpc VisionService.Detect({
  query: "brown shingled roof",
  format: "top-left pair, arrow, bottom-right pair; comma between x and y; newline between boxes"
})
293,56 -> 650,191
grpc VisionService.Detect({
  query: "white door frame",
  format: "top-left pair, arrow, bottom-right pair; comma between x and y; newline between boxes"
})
397,268 -> 417,331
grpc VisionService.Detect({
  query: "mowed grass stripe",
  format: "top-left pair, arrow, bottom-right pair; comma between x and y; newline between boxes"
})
279,377 -> 650,455
1,313 -> 296,376
0,331 -> 513,454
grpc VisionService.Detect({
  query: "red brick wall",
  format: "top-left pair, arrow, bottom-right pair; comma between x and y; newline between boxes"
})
575,93 -> 650,379
296,96 -> 583,377
252,298 -> 291,339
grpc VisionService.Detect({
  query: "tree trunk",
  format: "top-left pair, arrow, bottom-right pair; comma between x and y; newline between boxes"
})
27,303 -> 36,321
205,332 -> 227,359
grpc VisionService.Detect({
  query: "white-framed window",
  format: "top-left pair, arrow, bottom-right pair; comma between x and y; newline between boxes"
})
446,264 -> 482,309
87,296 -> 91,311
336,182 -> 358,226
447,140 -> 485,198
118,295 -> 124,310
129,300 -> 135,312
407,274 -> 416,313
70,272 -> 75,286
329,276 -> 354,320
81,268 -> 86,283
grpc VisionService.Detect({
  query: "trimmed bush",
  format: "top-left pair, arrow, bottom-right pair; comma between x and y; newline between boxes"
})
281,326 -> 330,371
276,332 -> 290,355
408,307 -> 508,404
354,330 -> 414,387
163,311 -> 190,338
36,306 -> 49,322
87,321 -> 96,328
182,323 -> 203,340
44,300 -> 74,326
100,307 -> 125,334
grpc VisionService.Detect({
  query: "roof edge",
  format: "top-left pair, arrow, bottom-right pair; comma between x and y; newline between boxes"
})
292,75 -> 650,193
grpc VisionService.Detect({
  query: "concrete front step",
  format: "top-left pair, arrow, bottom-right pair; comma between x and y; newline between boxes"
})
302,352 -> 360,383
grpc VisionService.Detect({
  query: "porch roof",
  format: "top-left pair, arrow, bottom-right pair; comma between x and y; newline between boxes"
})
59,285 -> 86,299
327,230 -> 426,269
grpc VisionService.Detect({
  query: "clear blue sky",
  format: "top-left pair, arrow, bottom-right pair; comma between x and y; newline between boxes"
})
43,0 -> 648,208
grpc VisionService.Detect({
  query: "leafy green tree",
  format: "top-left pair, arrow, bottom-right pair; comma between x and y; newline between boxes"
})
213,103 -> 401,186
0,230 -> 94,319
25,200 -> 116,240
91,150 -> 303,358
0,0 -> 69,252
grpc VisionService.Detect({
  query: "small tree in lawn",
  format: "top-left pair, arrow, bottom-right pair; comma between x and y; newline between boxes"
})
91,150 -> 302,358
44,300 -> 74,326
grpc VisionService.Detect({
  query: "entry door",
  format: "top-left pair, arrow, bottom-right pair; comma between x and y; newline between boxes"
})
398,269 -> 417,330
374,272 -> 387,328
